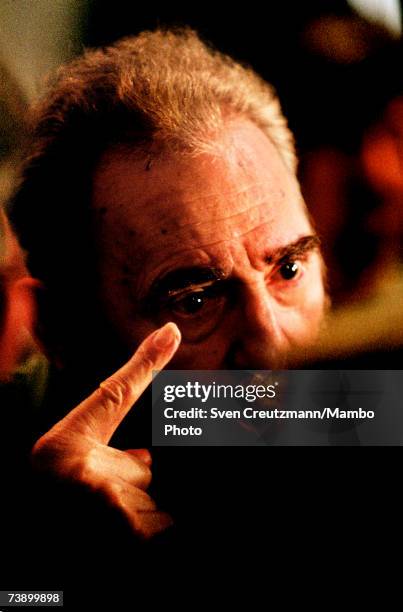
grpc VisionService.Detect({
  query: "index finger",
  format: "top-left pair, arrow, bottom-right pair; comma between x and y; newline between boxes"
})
52,322 -> 181,444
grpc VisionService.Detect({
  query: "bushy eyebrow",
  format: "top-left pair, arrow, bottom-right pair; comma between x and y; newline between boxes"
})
147,267 -> 226,299
142,234 -> 320,309
266,234 -> 321,265
140,267 -> 226,313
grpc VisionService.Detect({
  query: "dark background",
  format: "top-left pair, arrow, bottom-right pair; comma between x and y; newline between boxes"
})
85,0 -> 402,153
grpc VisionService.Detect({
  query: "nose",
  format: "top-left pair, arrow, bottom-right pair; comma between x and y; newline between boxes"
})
227,279 -> 288,369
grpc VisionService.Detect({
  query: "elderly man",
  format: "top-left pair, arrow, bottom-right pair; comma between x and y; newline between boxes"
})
8,28 -> 326,541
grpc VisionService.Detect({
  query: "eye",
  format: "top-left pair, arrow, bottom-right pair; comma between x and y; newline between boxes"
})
171,291 -> 207,316
270,259 -> 306,294
278,261 -> 300,280
159,284 -> 228,342
169,285 -> 226,319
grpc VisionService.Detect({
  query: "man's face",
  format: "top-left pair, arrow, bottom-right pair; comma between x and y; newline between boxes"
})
91,119 -> 325,369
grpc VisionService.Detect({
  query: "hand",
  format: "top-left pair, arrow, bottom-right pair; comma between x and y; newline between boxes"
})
31,322 -> 181,539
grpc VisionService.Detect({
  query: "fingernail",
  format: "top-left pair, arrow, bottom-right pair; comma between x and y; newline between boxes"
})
153,322 -> 179,349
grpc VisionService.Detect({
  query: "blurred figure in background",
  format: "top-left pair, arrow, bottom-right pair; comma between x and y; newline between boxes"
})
0,62 -> 36,379
360,95 -> 403,297
296,6 -> 402,306
0,0 -> 84,384
0,209 -> 34,378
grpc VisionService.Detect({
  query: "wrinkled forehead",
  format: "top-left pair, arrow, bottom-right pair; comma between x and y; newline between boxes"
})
90,120 -> 309,275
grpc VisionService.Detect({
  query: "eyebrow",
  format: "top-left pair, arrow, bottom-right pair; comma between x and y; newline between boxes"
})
145,267 -> 226,304
266,234 -> 321,265
143,234 -> 320,307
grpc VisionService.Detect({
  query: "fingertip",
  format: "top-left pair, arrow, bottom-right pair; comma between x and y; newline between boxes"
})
153,321 -> 181,350
168,321 -> 181,342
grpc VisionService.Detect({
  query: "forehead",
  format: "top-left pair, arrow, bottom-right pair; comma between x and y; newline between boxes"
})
91,119 -> 311,284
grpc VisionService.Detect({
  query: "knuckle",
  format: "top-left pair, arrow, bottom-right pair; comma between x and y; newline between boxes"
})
31,437 -> 88,484
31,435 -> 51,470
138,492 -> 157,511
132,511 -> 173,540
31,432 -> 67,472
135,346 -> 155,373
141,464 -> 152,486
98,375 -> 133,409
129,459 -> 152,489
129,512 -> 149,539
69,446 -> 101,485
31,435 -> 47,460
103,480 -> 125,506
69,461 -> 90,485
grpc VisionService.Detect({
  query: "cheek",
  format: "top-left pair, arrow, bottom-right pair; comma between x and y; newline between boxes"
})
168,331 -> 230,369
304,260 -> 326,320
289,281 -> 326,343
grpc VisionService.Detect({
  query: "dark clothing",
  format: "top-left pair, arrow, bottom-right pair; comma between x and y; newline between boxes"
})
0,354 -> 400,608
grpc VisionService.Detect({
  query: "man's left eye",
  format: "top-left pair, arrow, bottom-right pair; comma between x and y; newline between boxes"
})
157,285 -> 227,343
171,292 -> 207,315
278,261 -> 300,280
